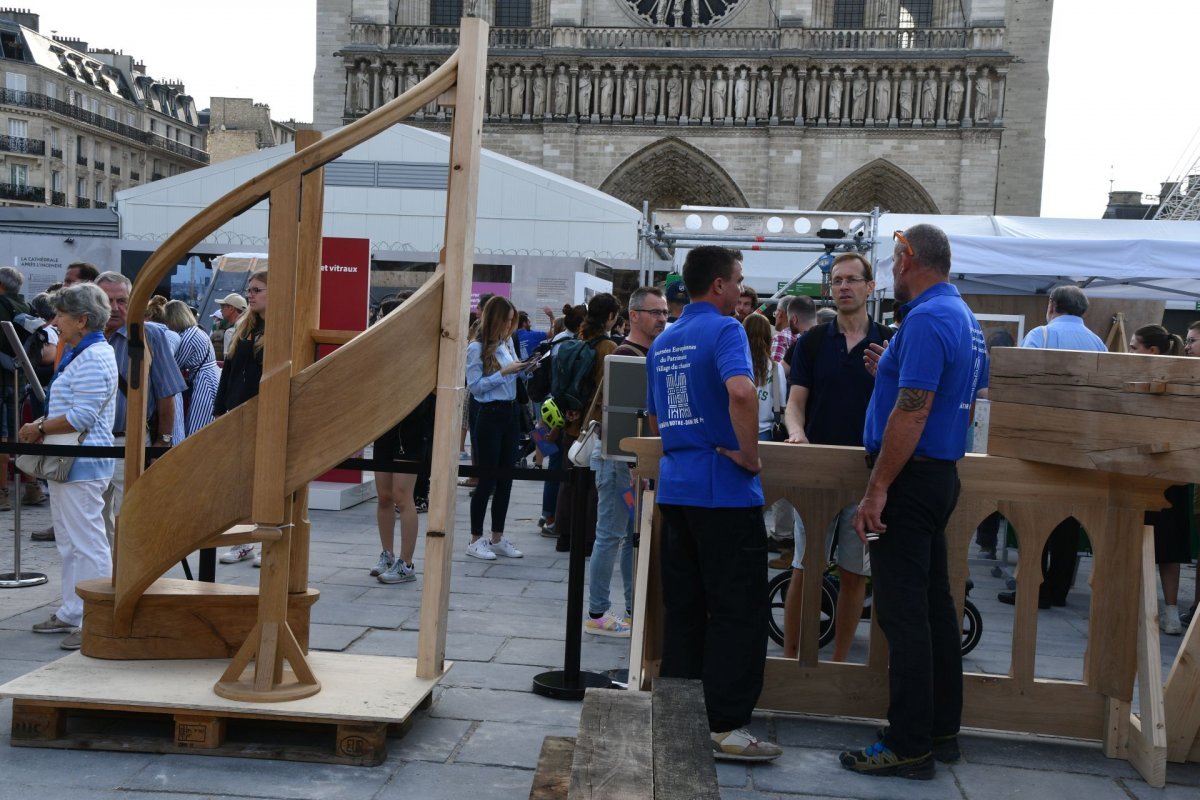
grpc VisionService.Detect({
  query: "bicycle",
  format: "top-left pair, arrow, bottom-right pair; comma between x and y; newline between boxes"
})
766,565 -> 983,656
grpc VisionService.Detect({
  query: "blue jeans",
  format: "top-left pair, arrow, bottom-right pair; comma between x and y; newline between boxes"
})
588,452 -> 634,616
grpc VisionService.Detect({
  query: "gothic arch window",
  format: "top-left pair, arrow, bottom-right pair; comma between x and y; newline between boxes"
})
899,0 -> 933,29
600,137 -> 748,212
495,0 -> 531,26
819,158 -> 940,214
430,0 -> 463,26
833,0 -> 865,28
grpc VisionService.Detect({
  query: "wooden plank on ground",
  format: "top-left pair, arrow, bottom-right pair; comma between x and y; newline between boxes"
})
651,678 -> 718,800
569,688 -> 652,800
530,736 -> 575,800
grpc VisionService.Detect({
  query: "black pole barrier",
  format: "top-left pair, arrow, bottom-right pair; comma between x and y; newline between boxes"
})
532,462 -> 613,700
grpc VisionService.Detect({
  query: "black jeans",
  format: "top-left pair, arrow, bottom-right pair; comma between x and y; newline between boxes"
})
870,460 -> 962,758
658,504 -> 768,733
470,401 -> 519,537
1040,518 -> 1081,605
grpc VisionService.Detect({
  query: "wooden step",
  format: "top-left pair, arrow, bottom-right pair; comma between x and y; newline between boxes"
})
78,577 -> 318,660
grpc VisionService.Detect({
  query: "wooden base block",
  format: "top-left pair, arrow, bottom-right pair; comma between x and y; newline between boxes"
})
78,578 -> 319,660
0,652 -> 446,767
213,670 -> 322,703
530,736 -> 575,800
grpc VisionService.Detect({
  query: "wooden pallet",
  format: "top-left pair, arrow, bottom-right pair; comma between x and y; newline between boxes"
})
0,652 -> 444,767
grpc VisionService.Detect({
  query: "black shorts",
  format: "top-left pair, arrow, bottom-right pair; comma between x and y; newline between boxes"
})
1151,485 -> 1193,565
373,422 -> 426,464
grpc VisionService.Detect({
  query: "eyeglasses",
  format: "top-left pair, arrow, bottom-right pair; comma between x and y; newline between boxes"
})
246,287 -> 266,295
830,277 -> 867,287
631,308 -> 668,317
893,230 -> 914,257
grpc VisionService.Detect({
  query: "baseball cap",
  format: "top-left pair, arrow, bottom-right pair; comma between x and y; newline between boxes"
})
217,293 -> 247,311
665,282 -> 689,305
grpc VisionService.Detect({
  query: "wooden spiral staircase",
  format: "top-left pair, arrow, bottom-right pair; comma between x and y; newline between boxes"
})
74,19 -> 489,703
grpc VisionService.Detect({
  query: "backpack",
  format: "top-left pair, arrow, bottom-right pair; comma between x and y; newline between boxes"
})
525,338 -> 555,403
550,336 -> 602,411
0,293 -> 31,373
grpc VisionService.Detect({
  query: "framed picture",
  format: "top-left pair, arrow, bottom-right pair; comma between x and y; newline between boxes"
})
974,313 -> 1025,350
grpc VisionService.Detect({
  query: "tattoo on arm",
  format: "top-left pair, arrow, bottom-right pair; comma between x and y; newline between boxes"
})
896,388 -> 931,413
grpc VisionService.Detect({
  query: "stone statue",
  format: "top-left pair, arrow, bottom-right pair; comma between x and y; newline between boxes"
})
690,69 -> 706,119
974,71 -> 991,122
755,70 -> 772,119
805,69 -> 820,119
851,70 -> 868,120
666,70 -> 682,118
921,71 -> 937,121
644,71 -> 659,116
578,69 -> 593,116
623,68 -> 638,116
404,65 -> 418,93
946,70 -> 964,122
380,64 -> 395,106
898,70 -> 914,120
828,71 -> 843,120
779,68 -> 797,119
875,69 -> 891,120
734,68 -> 749,119
354,63 -> 371,113
553,67 -> 569,115
489,65 -> 505,116
532,69 -> 546,116
711,69 -> 727,118
599,71 -> 614,116
510,66 -> 525,116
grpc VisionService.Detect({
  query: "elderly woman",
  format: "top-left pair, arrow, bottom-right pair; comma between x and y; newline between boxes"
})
162,299 -> 219,438
18,283 -> 118,651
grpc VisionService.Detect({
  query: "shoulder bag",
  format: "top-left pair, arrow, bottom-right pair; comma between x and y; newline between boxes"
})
17,382 -> 118,483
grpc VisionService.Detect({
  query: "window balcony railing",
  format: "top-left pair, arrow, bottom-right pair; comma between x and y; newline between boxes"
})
349,24 -> 1005,52
0,135 -> 44,155
94,159 -> 105,171
94,200 -> 108,209
0,183 -> 45,203
50,146 -> 63,160
110,164 -> 120,176
76,154 -> 89,167
130,170 -> 140,181
50,190 -> 66,207
76,197 -> 91,208
0,89 -> 209,164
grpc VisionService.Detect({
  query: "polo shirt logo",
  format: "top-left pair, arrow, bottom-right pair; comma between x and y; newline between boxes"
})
666,370 -> 691,421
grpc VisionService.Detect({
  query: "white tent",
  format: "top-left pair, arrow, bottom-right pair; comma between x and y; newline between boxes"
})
872,214 -> 1200,306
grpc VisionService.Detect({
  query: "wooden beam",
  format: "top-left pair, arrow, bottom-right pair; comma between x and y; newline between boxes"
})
1164,596 -> 1200,762
652,678 -> 719,800
1125,524 -> 1167,786
569,689 -> 653,800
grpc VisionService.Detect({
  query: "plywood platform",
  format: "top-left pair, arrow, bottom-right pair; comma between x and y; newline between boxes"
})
0,652 -> 446,766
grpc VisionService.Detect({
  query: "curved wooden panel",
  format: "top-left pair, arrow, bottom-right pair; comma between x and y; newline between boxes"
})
112,275 -> 444,632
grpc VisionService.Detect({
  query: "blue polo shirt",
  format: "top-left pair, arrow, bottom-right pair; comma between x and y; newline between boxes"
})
790,320 -> 891,446
646,301 -> 763,508
863,283 -> 985,461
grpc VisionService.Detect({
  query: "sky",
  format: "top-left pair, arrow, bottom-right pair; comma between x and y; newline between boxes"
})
24,0 -> 1200,220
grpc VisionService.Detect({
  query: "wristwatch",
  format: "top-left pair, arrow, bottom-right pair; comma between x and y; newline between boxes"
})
36,419 -> 44,435
158,434 -> 173,445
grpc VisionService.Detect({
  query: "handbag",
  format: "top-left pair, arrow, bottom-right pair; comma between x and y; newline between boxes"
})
16,381 -> 118,483
16,430 -> 86,482
770,362 -> 789,442
567,389 -> 602,467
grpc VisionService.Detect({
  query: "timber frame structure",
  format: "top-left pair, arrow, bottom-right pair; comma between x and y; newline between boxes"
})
64,17 -> 487,700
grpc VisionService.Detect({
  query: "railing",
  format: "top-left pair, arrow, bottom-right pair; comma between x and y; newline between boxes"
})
131,170 -> 140,181
0,88 -> 210,164
95,160 -> 105,171
50,190 -> 65,207
0,135 -> 44,155
111,164 -> 120,176
76,197 -> 91,208
0,183 -> 44,203
76,154 -> 89,167
50,146 -> 63,160
352,24 -> 1004,52
94,200 -> 108,209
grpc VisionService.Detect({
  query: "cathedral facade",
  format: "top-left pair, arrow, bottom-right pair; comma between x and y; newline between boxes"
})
315,0 -> 1052,216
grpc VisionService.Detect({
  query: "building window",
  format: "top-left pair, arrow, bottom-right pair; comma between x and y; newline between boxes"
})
429,0 -> 463,26
898,0 -> 933,28
95,181 -> 104,202
833,0 -> 865,27
77,135 -> 87,158
44,80 -> 55,100
126,111 -> 135,127
494,0 -> 531,26
4,72 -> 25,92
77,177 -> 86,198
9,164 -> 26,187
8,119 -> 27,139
49,127 -> 59,148
51,171 -> 62,192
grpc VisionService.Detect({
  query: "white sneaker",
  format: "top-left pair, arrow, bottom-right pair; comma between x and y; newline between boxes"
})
711,729 -> 782,762
1161,606 -> 1183,635
370,550 -> 395,577
489,536 -> 523,558
219,544 -> 255,564
584,610 -> 631,638
466,538 -> 497,560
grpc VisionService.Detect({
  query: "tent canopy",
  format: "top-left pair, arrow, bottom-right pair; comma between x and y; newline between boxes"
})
872,214 -> 1200,303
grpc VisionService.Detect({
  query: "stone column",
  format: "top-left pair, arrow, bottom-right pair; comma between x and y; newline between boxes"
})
369,58 -> 382,110
817,69 -> 829,127
865,71 -> 876,126
681,71 -> 691,126
994,68 -> 1008,126
770,71 -> 780,125
568,67 -> 578,121
961,68 -> 974,128
936,69 -> 948,128
888,69 -> 898,127
344,65 -> 355,116
637,68 -> 647,122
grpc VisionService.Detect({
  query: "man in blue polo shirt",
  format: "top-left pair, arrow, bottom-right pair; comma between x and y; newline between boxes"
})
647,245 -> 781,763
840,224 -> 985,780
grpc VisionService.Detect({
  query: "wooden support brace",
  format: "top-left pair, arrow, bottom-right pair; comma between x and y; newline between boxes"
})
1121,525 -> 1167,787
1164,579 -> 1200,762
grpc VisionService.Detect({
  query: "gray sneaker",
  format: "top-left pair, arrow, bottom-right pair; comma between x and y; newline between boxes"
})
370,550 -> 395,577
378,558 -> 416,584
60,629 -> 82,650
32,614 -> 75,634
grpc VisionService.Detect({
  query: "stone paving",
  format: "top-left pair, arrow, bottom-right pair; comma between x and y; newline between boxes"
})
0,478 -> 1197,799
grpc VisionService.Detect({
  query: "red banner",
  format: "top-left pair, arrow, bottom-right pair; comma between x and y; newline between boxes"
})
318,237 -> 371,483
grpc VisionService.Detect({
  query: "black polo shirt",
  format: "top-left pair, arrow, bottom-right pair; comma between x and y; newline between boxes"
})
788,320 -> 891,446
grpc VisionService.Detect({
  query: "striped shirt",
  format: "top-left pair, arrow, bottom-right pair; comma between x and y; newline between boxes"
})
47,341 -> 118,482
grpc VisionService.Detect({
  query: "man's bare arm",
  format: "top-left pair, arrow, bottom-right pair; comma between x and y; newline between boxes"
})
784,385 -> 810,444
854,387 -> 933,540
716,375 -> 761,474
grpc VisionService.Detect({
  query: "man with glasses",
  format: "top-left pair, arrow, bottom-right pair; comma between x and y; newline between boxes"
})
584,286 -> 667,637
781,253 -> 892,663
840,225 -> 985,779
